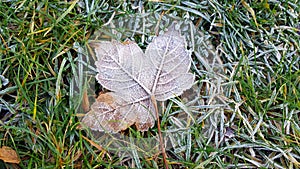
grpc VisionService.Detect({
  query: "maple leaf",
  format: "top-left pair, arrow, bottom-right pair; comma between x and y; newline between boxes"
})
82,24 -> 194,133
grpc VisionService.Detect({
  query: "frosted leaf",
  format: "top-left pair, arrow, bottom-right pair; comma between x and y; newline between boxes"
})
82,23 -> 195,133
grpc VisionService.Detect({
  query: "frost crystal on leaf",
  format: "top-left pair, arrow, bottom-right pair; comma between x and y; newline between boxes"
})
82,24 -> 194,133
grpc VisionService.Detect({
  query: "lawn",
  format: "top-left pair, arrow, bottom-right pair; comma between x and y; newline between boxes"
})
0,0 -> 299,168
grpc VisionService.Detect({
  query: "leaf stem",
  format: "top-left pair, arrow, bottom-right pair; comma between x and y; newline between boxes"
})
151,95 -> 169,169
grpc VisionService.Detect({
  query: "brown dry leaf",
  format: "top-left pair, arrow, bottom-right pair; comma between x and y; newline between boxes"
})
82,23 -> 194,133
81,89 -> 90,112
0,146 -> 20,164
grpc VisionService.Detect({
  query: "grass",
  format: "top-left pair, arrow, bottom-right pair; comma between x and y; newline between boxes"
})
0,0 -> 299,168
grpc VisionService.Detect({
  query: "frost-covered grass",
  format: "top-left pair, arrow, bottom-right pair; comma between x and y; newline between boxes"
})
0,0 -> 299,168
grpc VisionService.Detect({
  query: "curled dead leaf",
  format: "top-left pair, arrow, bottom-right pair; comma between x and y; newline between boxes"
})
0,146 -> 20,164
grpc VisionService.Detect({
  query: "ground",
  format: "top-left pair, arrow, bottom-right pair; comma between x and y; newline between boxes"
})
0,0 -> 299,168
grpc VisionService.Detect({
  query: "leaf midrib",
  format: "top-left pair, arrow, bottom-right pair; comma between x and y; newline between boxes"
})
113,44 -> 152,95
150,37 -> 172,97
